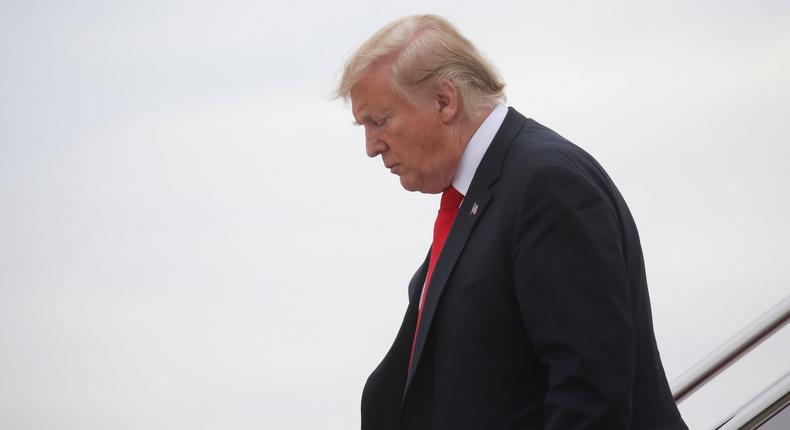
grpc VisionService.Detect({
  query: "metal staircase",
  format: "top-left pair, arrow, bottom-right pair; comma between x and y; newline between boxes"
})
670,295 -> 790,429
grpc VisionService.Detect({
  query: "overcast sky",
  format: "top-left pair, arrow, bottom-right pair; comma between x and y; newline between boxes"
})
1,1 -> 789,429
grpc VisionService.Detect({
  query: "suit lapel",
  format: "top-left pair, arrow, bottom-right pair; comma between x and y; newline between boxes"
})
401,107 -> 528,400
408,251 -> 431,303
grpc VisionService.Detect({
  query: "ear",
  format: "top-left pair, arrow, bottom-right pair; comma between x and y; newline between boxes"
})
435,80 -> 461,124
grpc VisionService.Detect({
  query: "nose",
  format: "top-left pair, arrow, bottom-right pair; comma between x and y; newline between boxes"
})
365,126 -> 388,158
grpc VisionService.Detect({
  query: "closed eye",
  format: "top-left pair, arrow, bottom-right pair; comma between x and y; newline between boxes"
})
375,115 -> 392,128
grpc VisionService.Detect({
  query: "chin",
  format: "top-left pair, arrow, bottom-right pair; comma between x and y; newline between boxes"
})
399,175 -> 425,193
400,176 -> 445,194
399,177 -> 420,192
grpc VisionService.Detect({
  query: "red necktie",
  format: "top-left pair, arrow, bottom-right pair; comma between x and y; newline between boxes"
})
409,185 -> 464,367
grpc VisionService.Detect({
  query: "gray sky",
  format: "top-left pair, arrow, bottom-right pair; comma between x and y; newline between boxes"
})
1,1 -> 789,429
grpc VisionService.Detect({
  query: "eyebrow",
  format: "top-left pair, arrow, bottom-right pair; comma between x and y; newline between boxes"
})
351,112 -> 378,127
353,108 -> 393,126
351,110 -> 368,126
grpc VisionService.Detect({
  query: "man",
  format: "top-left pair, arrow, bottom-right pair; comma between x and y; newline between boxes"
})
336,15 -> 688,430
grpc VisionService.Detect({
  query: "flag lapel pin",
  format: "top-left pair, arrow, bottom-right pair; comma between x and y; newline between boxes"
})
470,203 -> 479,215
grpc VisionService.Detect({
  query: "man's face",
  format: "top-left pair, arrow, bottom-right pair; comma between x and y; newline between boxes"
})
350,66 -> 462,194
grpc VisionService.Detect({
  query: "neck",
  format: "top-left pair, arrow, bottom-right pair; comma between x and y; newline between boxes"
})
455,105 -> 495,152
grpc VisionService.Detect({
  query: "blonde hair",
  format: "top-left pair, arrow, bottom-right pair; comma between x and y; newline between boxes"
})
335,15 -> 506,118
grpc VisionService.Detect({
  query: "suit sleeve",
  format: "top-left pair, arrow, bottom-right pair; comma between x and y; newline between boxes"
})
512,164 -> 635,429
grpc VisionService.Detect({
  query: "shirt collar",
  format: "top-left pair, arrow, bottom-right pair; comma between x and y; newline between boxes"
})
452,104 -> 508,196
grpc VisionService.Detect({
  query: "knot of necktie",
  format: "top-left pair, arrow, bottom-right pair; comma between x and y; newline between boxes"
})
440,186 -> 464,210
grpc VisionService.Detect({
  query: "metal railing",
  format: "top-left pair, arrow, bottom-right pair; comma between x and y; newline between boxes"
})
670,295 -> 790,404
716,371 -> 790,430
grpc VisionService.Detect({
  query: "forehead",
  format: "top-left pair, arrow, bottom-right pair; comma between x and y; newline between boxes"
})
350,66 -> 400,120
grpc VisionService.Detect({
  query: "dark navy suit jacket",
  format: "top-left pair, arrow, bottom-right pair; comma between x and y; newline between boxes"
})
360,108 -> 688,430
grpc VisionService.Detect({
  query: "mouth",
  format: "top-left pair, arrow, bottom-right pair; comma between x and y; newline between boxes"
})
386,163 -> 401,174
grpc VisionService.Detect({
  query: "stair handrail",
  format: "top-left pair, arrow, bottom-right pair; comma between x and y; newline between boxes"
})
671,294 -> 790,403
